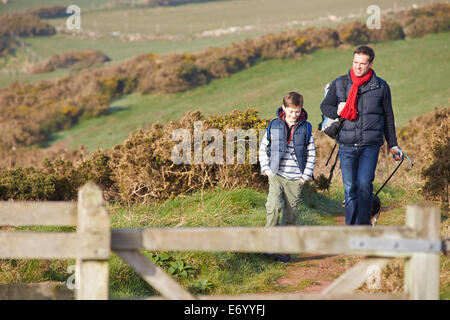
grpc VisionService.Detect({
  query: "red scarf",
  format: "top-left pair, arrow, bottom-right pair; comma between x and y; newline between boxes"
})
340,68 -> 373,121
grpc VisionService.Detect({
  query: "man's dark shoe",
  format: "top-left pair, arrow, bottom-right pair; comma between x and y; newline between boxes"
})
273,254 -> 291,262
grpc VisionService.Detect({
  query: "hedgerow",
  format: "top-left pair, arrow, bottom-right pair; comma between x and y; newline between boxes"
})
30,50 -> 111,74
0,13 -> 56,37
24,6 -> 69,19
1,107 -> 448,207
396,3 -> 450,38
0,109 -> 268,203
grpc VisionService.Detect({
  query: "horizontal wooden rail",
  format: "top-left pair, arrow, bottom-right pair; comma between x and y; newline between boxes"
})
111,225 -> 417,257
0,202 -> 77,226
0,232 -> 109,259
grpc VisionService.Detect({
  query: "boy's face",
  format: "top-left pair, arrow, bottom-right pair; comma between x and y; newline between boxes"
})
283,104 -> 302,126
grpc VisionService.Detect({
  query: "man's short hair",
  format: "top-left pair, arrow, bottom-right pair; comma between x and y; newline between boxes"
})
354,46 -> 375,63
283,91 -> 303,108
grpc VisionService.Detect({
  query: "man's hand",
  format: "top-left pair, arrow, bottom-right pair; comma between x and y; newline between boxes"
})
300,177 -> 307,185
390,146 -> 403,161
264,169 -> 274,176
337,102 -> 346,116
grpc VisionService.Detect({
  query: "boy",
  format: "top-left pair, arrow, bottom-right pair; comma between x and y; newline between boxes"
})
259,91 -> 316,262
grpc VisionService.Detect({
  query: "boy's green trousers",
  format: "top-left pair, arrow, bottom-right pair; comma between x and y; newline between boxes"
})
265,174 -> 304,227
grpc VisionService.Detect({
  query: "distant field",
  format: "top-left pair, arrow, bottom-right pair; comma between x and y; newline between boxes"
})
0,0 -> 434,89
43,0 -> 431,36
44,32 -> 450,151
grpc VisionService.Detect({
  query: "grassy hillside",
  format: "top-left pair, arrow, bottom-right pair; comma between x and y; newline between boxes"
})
44,31 -> 450,151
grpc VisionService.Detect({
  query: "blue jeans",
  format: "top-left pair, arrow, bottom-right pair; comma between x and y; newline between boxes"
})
339,144 -> 380,225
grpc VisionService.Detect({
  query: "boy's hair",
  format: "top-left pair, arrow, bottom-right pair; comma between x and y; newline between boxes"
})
283,91 -> 303,108
354,46 -> 375,63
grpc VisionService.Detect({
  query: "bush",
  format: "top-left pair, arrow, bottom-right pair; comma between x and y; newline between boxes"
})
31,50 -> 111,74
0,13 -> 56,37
396,106 -> 450,204
177,62 -> 209,86
422,137 -> 449,204
369,18 -> 405,42
0,167 -> 58,200
397,3 -> 450,38
107,109 -> 267,203
0,35 -> 18,57
336,21 -> 371,45
25,6 -> 69,19
0,109 -> 268,203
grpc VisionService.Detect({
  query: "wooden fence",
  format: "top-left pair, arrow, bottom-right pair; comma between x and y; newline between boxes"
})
0,182 -> 109,300
0,182 -> 447,300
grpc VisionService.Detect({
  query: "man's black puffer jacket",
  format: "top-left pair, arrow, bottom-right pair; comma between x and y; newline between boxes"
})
320,70 -> 398,148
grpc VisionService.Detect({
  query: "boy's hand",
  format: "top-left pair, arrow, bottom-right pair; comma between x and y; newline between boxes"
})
337,102 -> 346,116
264,169 -> 274,176
300,177 -> 307,185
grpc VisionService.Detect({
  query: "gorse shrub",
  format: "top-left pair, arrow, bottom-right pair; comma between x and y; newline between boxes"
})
368,18 -> 406,42
396,107 -> 450,204
396,3 -> 450,38
31,50 -> 111,74
107,109 -> 268,203
0,109 -> 268,203
0,13 -> 56,37
336,21 -> 372,45
0,108 -> 448,207
0,35 -> 19,57
0,167 -> 58,200
24,6 -> 69,19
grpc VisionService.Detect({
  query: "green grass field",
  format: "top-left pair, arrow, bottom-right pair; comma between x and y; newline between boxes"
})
44,32 -> 450,151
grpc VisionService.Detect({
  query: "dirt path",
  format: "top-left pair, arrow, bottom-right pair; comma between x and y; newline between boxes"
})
276,211 -> 363,294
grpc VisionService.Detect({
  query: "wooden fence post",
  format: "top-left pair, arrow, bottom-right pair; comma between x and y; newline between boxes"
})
404,204 -> 440,300
75,182 -> 110,300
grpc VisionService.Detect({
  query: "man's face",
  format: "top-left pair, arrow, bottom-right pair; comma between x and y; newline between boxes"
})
283,104 -> 302,126
352,53 -> 373,77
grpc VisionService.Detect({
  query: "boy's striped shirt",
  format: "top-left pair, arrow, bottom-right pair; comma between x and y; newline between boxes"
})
259,131 -> 316,181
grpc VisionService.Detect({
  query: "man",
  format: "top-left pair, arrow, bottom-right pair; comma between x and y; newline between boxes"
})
259,91 -> 316,261
320,46 -> 402,225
